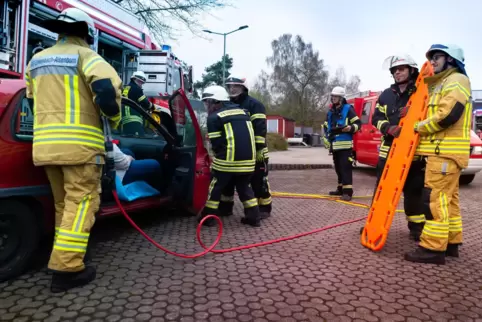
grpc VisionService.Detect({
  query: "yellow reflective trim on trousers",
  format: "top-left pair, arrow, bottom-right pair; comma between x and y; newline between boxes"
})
53,239 -> 87,253
259,197 -> 272,205
83,56 -> 104,75
57,229 -> 89,242
342,185 -> 352,189
440,192 -> 449,222
207,177 -> 217,200
242,198 -> 258,208
407,214 -> 426,223
211,164 -> 255,172
205,200 -> 219,209
225,123 -> 235,161
250,113 -> 266,121
72,195 -> 91,233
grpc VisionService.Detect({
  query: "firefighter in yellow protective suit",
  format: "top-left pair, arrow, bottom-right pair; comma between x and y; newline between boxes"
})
25,8 -> 122,291
405,44 -> 472,265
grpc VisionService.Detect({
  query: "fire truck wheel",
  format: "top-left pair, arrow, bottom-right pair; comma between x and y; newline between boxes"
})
0,200 -> 40,283
459,174 -> 475,185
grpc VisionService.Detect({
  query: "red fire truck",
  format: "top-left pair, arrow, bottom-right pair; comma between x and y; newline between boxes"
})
0,0 -> 193,100
347,90 -> 482,185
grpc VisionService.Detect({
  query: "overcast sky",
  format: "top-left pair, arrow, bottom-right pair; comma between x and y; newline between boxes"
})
170,0 -> 481,93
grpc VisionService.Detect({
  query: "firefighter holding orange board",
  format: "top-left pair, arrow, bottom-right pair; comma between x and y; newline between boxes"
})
405,44 -> 472,265
327,86 -> 361,201
366,54 -> 426,241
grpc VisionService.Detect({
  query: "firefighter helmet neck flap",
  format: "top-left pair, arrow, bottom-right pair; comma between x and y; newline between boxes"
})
425,44 -> 466,76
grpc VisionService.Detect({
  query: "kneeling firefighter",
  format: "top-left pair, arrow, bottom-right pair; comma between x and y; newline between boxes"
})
405,44 -> 472,265
365,54 -> 425,241
198,85 -> 262,227
121,71 -> 155,135
327,86 -> 361,201
26,7 -> 122,292
217,76 -> 272,219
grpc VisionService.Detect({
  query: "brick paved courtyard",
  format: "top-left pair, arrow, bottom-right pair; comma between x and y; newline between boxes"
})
1,169 -> 481,322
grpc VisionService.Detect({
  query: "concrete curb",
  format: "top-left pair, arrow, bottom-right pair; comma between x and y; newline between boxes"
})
269,163 -> 333,171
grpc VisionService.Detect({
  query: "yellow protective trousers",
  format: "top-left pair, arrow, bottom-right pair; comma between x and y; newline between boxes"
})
419,156 -> 463,251
45,164 -> 102,272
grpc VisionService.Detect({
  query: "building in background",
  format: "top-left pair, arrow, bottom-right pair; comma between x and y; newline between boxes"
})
266,115 -> 295,138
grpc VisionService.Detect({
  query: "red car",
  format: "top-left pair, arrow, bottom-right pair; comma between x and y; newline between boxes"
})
347,91 -> 482,185
0,80 -> 211,282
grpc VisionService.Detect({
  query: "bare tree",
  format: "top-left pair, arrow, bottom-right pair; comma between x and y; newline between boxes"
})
266,34 -> 329,133
114,0 -> 229,41
329,67 -> 361,95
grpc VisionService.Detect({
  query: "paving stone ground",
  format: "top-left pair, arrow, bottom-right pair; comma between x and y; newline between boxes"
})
1,168 -> 482,322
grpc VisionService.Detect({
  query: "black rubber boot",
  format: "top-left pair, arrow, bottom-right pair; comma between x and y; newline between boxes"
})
329,186 -> 343,196
241,217 -> 261,227
259,212 -> 271,220
407,223 -> 424,242
218,201 -> 234,217
446,244 -> 460,257
404,247 -> 446,265
341,188 -> 353,201
51,266 -> 97,293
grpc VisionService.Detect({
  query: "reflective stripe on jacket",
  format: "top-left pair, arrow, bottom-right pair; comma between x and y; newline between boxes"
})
25,36 -> 122,166
415,68 -> 472,168
207,103 -> 256,173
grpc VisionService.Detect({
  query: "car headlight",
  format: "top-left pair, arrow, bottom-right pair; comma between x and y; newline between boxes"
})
472,146 -> 482,155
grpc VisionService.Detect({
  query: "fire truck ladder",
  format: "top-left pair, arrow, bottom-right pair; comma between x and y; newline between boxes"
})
360,61 -> 434,251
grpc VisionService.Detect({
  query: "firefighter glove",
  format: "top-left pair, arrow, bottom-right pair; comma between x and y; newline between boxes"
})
387,125 -> 402,138
256,150 -> 264,162
399,105 -> 409,118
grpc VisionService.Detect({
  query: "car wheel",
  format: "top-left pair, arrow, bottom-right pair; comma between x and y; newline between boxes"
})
459,174 -> 475,185
0,200 -> 40,282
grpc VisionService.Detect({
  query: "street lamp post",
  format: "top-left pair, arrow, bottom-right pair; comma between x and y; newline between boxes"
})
202,25 -> 249,86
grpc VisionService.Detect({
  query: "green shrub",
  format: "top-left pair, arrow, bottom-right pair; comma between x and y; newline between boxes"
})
267,132 -> 288,151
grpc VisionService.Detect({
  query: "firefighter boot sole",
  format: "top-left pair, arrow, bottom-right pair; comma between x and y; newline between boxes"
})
50,266 -> 97,293
260,212 -> 271,220
341,194 -> 352,201
241,218 -> 261,227
404,248 -> 446,265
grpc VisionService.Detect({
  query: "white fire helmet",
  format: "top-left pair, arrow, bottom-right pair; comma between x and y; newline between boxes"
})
382,54 -> 418,71
132,71 -> 147,83
330,86 -> 346,97
202,85 -> 230,102
43,8 -> 96,45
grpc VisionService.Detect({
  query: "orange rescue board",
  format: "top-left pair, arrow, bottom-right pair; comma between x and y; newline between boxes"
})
360,61 -> 434,251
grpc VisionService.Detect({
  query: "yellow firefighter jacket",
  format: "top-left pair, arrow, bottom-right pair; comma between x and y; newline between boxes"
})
25,36 -> 122,166
415,68 -> 472,168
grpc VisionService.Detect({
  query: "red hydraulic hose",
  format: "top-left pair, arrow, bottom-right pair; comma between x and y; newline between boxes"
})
112,191 -> 367,258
